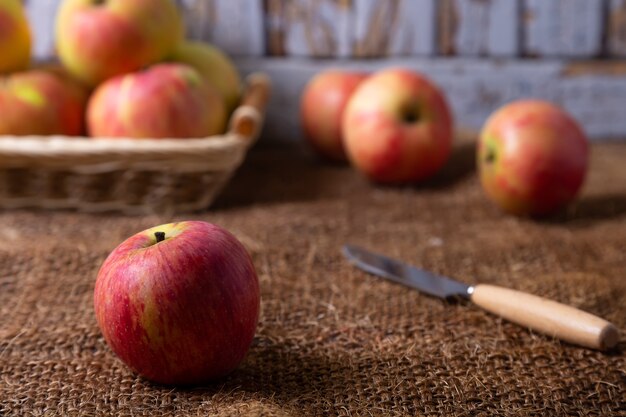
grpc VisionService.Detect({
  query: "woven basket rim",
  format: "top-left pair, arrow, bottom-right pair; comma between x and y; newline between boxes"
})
0,132 -> 248,156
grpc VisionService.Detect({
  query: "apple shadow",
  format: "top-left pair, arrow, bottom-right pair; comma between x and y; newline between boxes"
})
538,193 -> 626,227
213,139 -> 479,210
212,144 -> 355,209
408,140 -> 477,190
162,337 -> 421,415
231,342 -> 360,409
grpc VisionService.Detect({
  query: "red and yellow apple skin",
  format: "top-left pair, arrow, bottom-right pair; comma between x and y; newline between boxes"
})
167,41 -> 242,114
87,63 -> 226,139
478,100 -> 589,216
300,71 -> 368,162
94,221 -> 260,385
55,0 -> 184,86
0,0 -> 31,74
0,69 -> 87,136
342,68 -> 453,183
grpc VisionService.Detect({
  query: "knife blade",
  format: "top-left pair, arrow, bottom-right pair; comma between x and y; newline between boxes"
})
342,244 -> 619,351
342,244 -> 470,300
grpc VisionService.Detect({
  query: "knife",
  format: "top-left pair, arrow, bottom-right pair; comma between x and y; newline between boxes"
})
342,244 -> 619,351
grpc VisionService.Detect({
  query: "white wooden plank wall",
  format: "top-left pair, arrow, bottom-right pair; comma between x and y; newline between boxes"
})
608,0 -> 626,56
213,0 -> 265,56
234,57 -> 626,141
438,0 -> 455,55
352,0 -> 391,57
524,0 -> 604,57
177,0 -> 213,41
180,0 -> 265,56
281,0 -> 353,57
21,0 -> 626,59
353,0 -> 436,57
440,0 -> 520,56
24,0 -> 59,61
391,0 -> 437,56
559,76 -> 626,137
266,0 -> 286,55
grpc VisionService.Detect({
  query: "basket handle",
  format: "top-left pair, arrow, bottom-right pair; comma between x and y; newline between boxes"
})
228,73 -> 272,143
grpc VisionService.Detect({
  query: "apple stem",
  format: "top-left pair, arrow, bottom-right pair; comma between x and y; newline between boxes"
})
403,109 -> 420,124
485,148 -> 496,164
155,232 -> 166,243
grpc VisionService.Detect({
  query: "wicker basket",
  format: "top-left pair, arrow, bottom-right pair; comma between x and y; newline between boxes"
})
0,73 -> 271,215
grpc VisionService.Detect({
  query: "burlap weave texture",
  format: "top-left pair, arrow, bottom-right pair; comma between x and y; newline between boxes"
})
1,140 -> 624,416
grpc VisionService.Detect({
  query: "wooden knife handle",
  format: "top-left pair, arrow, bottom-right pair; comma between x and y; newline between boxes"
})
470,284 -> 620,351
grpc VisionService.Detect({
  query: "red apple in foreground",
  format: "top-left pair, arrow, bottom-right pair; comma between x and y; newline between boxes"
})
342,68 -> 453,183
94,221 -> 260,385
87,63 -> 226,138
478,100 -> 589,216
0,69 -> 87,136
55,0 -> 184,86
300,70 -> 368,162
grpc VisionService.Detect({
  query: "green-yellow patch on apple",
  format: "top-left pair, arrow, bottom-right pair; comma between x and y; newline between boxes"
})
14,85 -> 46,108
167,41 -> 241,113
144,223 -> 186,245
0,69 -> 88,136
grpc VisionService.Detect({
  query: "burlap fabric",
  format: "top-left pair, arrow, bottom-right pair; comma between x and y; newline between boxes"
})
0,139 -> 624,416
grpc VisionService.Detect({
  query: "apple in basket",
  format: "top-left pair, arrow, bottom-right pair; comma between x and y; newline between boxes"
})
87,63 -> 226,138
168,41 -> 242,114
94,221 -> 260,385
0,0 -> 31,74
55,0 -> 184,86
342,68 -> 453,183
478,100 -> 589,216
300,70 -> 368,162
0,69 -> 88,136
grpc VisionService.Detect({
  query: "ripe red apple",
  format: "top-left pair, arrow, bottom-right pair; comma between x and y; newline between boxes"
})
87,63 -> 226,139
55,0 -> 184,86
0,69 -> 88,136
478,100 -> 589,216
342,68 -> 453,183
300,70 -> 368,162
0,0 -> 31,74
167,41 -> 242,114
94,221 -> 260,385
